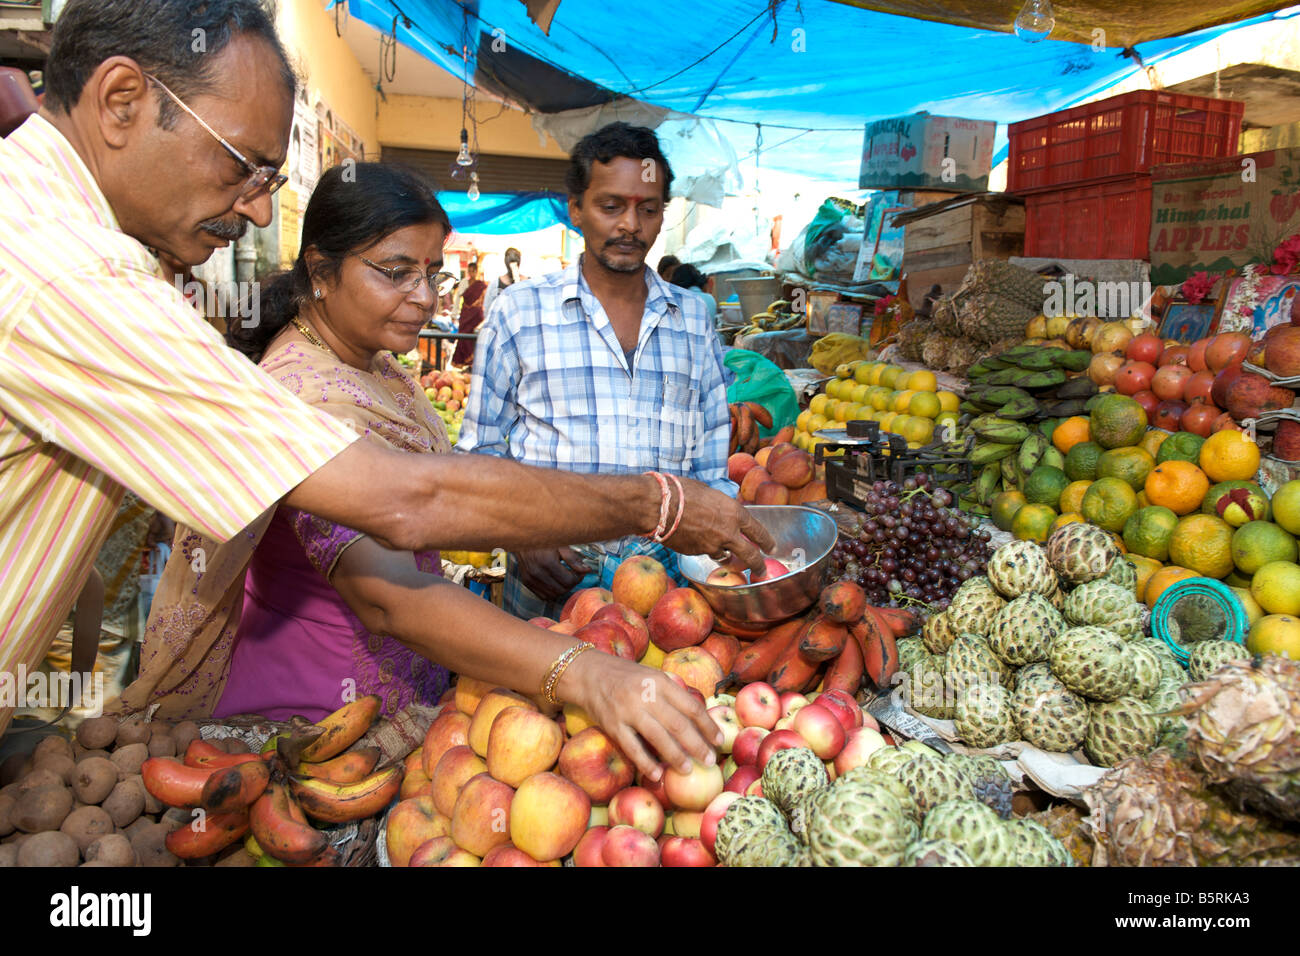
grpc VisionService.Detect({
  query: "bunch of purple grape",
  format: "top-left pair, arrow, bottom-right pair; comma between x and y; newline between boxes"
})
827,474 -> 992,609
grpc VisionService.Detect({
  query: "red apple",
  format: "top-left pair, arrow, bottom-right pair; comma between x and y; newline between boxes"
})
611,556 -> 671,618
508,772 -> 591,863
486,705 -> 564,788
700,790 -> 742,855
648,588 -> 715,651
565,587 -> 614,627
608,785 -> 666,837
450,773 -> 515,858
572,826 -> 610,867
757,730 -> 809,771
724,763 -> 760,794
601,824 -> 661,867
744,777 -> 764,797
637,769 -> 674,811
575,619 -> 636,660
430,745 -> 487,818
816,689 -> 865,733
660,835 -> 716,867
832,726 -> 888,777
735,681 -> 781,729
408,836 -> 479,867
421,709 -> 472,778
557,727 -> 635,804
792,704 -> 847,760
662,646 -> 725,697
706,567 -> 748,587
773,714 -> 797,732
779,691 -> 810,718
728,452 -> 759,486
591,603 -> 650,660
663,760 -> 724,812
480,844 -> 558,866
732,726 -> 770,766
707,705 -> 742,754
385,795 -> 452,868
750,558 -> 790,583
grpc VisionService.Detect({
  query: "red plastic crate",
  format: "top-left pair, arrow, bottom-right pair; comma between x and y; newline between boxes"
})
1022,174 -> 1153,260
1008,91 -> 1243,194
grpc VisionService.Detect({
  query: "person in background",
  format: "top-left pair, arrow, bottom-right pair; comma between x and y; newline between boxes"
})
656,254 -> 680,282
482,246 -> 522,318
669,263 -> 719,323
459,122 -> 735,620
451,259 -> 486,368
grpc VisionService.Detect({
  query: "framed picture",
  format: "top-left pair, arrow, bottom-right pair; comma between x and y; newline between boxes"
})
1223,274 -> 1300,336
826,303 -> 863,336
1158,302 -> 1219,342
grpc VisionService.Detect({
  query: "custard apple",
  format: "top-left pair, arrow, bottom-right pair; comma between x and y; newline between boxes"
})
1187,640 -> 1250,682
907,655 -> 955,719
893,753 -> 973,818
1063,580 -> 1140,629
920,799 -> 1013,866
714,796 -> 785,862
903,839 -> 975,866
1050,626 -> 1135,701
1012,662 -> 1089,753
1127,642 -> 1162,699
807,779 -> 911,867
838,766 -> 918,821
1098,555 -> 1138,597
947,753 -> 1015,819
896,636 -> 929,674
986,593 -> 1064,666
1007,818 -> 1074,866
761,747 -> 829,818
1045,522 -> 1120,586
955,683 -> 1016,749
725,824 -> 801,867
1144,676 -> 1184,736
1085,696 -> 1158,767
866,745 -> 916,775
921,610 -> 957,655
945,577 -> 1005,638
946,633 -> 1009,692
986,540 -> 1057,599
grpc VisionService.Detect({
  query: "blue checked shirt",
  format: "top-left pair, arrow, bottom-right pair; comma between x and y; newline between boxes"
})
457,257 -> 735,618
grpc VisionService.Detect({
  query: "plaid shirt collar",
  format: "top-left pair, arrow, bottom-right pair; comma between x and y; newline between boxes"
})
562,254 -> 686,336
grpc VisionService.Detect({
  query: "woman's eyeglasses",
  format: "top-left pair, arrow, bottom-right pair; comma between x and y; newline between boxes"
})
357,255 -> 456,295
145,73 -> 287,201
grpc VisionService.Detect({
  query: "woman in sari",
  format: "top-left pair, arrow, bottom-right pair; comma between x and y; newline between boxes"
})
116,164 -> 721,778
450,259 -> 486,369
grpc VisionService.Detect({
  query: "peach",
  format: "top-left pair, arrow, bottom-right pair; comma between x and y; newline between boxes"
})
453,676 -> 494,717
385,795 -> 451,867
601,824 -> 661,866
421,709 -> 472,777
608,785 -> 666,837
648,587 -> 714,652
591,603 -> 651,660
431,745 -> 487,818
735,681 -> 781,729
663,760 -> 724,812
409,836 -> 480,867
611,556 -> 671,618
660,835 -> 715,867
557,727 -> 635,804
699,632 -> 741,672
754,482 -> 790,505
467,688 -> 537,757
791,479 -> 828,504
572,825 -> 610,867
481,844 -> 559,866
728,452 -> 759,485
739,466 -> 772,503
757,730 -> 809,770
770,450 -> 813,489
662,647 -> 725,698
575,619 -> 637,660
565,587 -> 615,627
450,772 -> 515,858
486,706 -> 564,787
508,772 -> 590,862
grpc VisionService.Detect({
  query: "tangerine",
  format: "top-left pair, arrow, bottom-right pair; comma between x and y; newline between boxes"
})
1144,460 -> 1210,516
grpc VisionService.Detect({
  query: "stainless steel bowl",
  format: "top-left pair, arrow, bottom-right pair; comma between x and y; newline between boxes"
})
678,505 -> 839,627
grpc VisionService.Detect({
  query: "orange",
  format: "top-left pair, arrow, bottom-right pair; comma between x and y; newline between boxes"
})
1052,416 -> 1092,454
1199,429 -> 1262,483
1081,477 -> 1139,533
893,389 -> 916,413
1168,514 -> 1235,579
1059,480 -> 1092,516
1064,441 -> 1103,482
1251,561 -> 1300,616
907,391 -> 941,419
1090,394 -> 1148,449
1247,614 -> 1300,658
1123,505 -> 1179,561
1139,429 -> 1169,460
1097,447 -> 1155,491
1229,586 -> 1265,627
1145,565 -> 1197,608
907,370 -> 938,392
1012,503 -> 1057,543
991,491 -> 1028,533
1051,513 -> 1085,534
1144,460 -> 1211,516
1156,431 -> 1205,465
1231,521 -> 1298,576
1126,554 -> 1163,603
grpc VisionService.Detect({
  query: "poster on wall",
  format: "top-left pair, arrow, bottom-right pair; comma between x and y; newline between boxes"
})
315,98 -> 364,177
289,87 -> 318,193
277,184 -> 301,269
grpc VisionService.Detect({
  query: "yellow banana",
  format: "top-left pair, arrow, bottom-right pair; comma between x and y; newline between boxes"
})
289,765 -> 405,824
300,695 -> 382,762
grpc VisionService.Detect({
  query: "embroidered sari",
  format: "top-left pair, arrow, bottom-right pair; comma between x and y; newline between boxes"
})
113,331 -> 452,722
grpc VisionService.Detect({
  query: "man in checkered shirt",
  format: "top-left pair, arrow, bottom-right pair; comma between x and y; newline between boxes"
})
458,122 -> 735,620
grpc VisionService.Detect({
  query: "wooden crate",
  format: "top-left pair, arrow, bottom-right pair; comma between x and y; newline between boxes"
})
894,193 -> 1026,309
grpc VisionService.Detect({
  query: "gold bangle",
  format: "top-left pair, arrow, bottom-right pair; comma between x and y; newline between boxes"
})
542,642 -> 594,705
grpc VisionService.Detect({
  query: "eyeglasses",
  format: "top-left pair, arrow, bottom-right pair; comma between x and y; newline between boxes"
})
145,73 -> 288,201
357,255 -> 455,295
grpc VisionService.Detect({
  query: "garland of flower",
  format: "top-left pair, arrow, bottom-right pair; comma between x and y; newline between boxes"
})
1220,265 -> 1267,333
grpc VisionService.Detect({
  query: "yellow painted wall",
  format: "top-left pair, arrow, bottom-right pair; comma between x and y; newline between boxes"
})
378,94 -> 567,159
276,0 -> 379,157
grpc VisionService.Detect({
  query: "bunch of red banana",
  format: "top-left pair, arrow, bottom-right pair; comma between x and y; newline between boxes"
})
728,401 -> 772,456
141,694 -> 401,865
717,580 -> 916,697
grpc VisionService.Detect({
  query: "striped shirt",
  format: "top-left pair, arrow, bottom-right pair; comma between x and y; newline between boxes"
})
0,114 -> 357,732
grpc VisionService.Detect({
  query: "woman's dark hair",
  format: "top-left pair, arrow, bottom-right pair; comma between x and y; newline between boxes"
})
565,121 -> 674,204
228,162 -> 452,361
671,264 -> 707,291
504,247 -> 521,266
45,0 -> 294,127
656,254 -> 680,280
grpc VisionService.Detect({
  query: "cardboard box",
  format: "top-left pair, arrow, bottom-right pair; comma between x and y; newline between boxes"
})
860,113 -> 997,192
1149,147 -> 1300,286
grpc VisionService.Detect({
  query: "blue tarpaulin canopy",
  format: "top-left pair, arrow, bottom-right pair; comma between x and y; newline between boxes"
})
344,0 -> 1286,186
436,190 -> 574,233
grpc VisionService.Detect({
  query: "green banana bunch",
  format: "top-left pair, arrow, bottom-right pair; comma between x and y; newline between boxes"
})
1018,433 -> 1048,476
970,416 -> 1031,445
970,441 -> 1017,465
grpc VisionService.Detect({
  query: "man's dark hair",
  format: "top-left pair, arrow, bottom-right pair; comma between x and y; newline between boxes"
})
44,0 -> 295,128
656,254 -> 680,280
565,121 -> 673,204
504,247 -> 521,266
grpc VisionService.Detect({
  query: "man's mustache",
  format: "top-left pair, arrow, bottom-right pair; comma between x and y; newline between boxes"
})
605,237 -> 646,249
200,216 -> 250,241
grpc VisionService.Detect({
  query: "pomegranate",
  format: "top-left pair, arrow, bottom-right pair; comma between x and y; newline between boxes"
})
1151,364 -> 1193,402
1126,333 -> 1164,365
1180,402 -> 1220,438
1092,322 -> 1134,355
1205,332 -> 1252,372
1153,400 -> 1186,432
1275,419 -> 1300,460
1210,362 -> 1245,409
1183,370 -> 1215,405
1212,411 -> 1242,434
1131,389 -> 1161,419
1115,361 -> 1156,396
1158,345 -> 1190,367
1225,373 -> 1295,420
1265,326 -> 1300,377
1187,337 -> 1210,373
1088,352 -> 1125,386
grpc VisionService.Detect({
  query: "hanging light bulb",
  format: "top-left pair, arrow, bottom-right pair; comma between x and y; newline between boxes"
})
1013,0 -> 1055,42
456,128 -> 473,166
467,171 -> 480,201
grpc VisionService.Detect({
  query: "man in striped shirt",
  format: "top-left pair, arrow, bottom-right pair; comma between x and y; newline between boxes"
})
0,0 -> 769,738
458,123 -> 735,619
